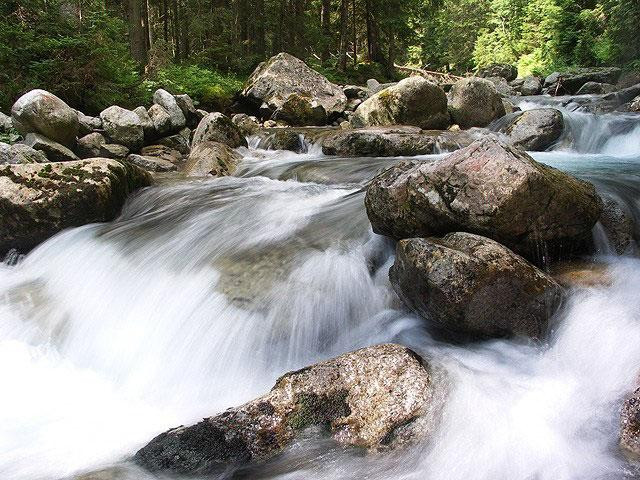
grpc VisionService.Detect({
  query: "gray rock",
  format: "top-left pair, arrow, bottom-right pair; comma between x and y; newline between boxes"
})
241,53 -> 347,123
258,130 -> 305,153
521,76 -> 543,96
501,99 -> 520,114
76,132 -> 106,159
76,110 -> 102,136
351,77 -> 449,130
192,112 -> 247,148
449,77 -> 506,128
343,85 -> 368,99
157,128 -> 191,155
133,106 -> 155,141
365,136 -> 603,262
100,106 -> 144,151
484,77 -> 516,96
148,104 -> 173,136
184,141 -> 241,177
140,145 -> 181,164
366,78 -> 397,94
134,344 -> 446,475
621,387 -> 640,459
126,154 -> 176,172
322,127 -> 437,157
271,93 -> 328,126
477,63 -> 518,81
0,159 -> 152,253
576,82 -> 617,95
99,143 -> 130,160
11,89 -> 79,147
152,89 -> 186,131
544,67 -> 622,95
390,233 -> 563,340
174,94 -> 199,128
24,133 -> 79,162
0,112 -> 12,133
231,113 -> 260,136
0,143 -> 48,164
498,108 -> 564,151
599,196 -> 636,254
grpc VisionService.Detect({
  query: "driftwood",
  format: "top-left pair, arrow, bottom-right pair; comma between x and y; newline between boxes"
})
394,64 -> 464,83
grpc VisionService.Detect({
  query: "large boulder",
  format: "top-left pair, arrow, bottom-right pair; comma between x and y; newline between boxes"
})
24,133 -> 80,162
365,136 -> 602,262
134,344 -> 446,475
240,52 -> 347,124
148,104 -> 173,136
183,141 -> 241,177
100,106 -> 144,151
152,89 -> 186,131
449,78 -> 506,128
0,143 -> 48,164
271,93 -> 328,126
321,126 -> 475,157
75,110 -> 102,137
192,112 -> 247,148
477,63 -> 518,81
520,75 -> 543,96
10,89 -> 79,147
174,93 -> 199,128
231,113 -> 260,136
621,387 -> 640,459
0,159 -> 152,253
575,82 -> 617,95
351,77 -> 449,130
498,108 -> 564,151
390,233 -> 563,340
544,67 -> 622,95
76,133 -> 106,159
126,154 -> 177,172
133,106 -> 155,141
599,196 -> 636,255
0,112 -> 13,133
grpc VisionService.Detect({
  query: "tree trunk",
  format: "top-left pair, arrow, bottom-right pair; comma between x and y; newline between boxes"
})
172,0 -> 180,60
321,0 -> 330,61
128,0 -> 148,64
351,0 -> 356,65
254,0 -> 266,56
338,0 -> 348,71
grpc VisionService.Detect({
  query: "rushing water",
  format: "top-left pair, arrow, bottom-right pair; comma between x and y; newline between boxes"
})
2,96 -> 640,480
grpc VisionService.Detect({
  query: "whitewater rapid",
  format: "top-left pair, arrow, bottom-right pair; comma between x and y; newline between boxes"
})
2,98 -> 640,480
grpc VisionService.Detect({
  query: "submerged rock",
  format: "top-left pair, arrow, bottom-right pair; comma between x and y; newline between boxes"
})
11,89 -> 79,147
259,130 -> 306,153
498,108 -> 564,151
621,387 -> 640,459
599,196 -> 636,255
0,159 -> 151,253
134,344 -> 446,475
351,77 -> 449,130
448,78 -> 506,128
391,233 -> 562,340
192,112 -> 247,148
321,127 -> 476,157
365,136 -> 602,262
184,141 -> 241,177
240,52 -> 347,124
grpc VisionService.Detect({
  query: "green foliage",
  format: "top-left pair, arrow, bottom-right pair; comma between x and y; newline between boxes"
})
0,0 -> 143,114
141,65 -> 245,112
312,60 -> 398,85
0,127 -> 21,145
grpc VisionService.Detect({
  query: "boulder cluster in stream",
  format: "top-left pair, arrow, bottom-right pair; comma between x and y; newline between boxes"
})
2,54 -> 640,476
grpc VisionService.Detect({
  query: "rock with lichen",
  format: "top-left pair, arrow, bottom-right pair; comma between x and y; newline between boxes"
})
621,387 -> 640,459
134,343 -> 447,475
0,159 -> 152,254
